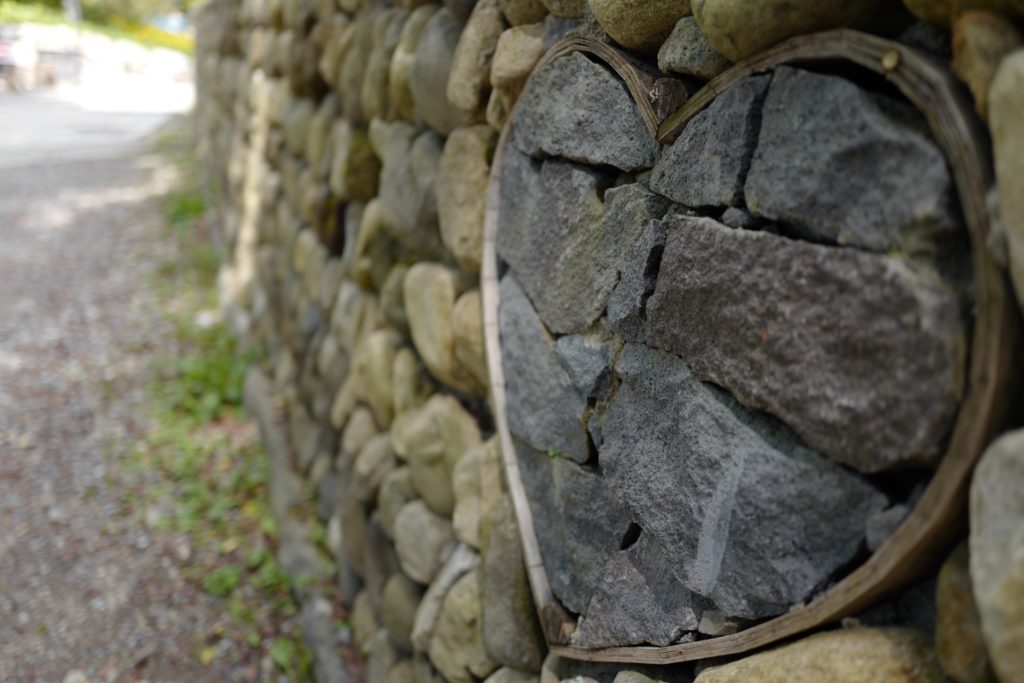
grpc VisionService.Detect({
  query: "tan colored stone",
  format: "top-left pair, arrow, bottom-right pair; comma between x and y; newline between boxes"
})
692,0 -> 887,61
695,628 -> 943,683
392,348 -> 432,418
390,394 -> 483,515
438,127 -> 494,273
412,8 -> 470,135
352,199 -> 398,292
328,120 -> 381,201
390,4 -> 439,121
953,11 -> 1023,119
354,434 -> 398,503
393,500 -> 456,584
448,0 -> 506,121
363,8 -> 408,121
364,329 -> 401,427
352,589 -> 379,655
970,429 -> 1024,683
486,23 -> 546,130
499,0 -> 547,25
936,542 -> 996,683
306,93 -> 339,178
451,290 -> 488,390
377,466 -> 417,539
540,0 -> 583,17
904,0 -> 1024,26
428,570 -> 498,683
588,0 -> 690,52
404,263 -> 484,396
990,50 -> 1024,316
380,572 -> 424,651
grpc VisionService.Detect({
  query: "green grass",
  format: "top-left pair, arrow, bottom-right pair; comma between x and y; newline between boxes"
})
114,124 -> 316,679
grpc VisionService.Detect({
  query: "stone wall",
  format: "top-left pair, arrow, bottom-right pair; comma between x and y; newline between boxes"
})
194,0 -> 1024,682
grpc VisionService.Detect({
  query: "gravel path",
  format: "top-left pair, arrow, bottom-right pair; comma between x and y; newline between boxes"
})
0,142 -> 253,682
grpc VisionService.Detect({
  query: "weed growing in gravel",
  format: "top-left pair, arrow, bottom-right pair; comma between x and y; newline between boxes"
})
118,128 -> 317,680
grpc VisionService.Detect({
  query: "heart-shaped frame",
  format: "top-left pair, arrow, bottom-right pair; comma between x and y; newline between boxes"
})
481,30 -> 1022,664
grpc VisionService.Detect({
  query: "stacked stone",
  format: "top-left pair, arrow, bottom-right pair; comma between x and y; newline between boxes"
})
192,0 -> 1024,682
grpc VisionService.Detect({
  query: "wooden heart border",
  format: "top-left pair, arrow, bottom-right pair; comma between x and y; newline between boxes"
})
481,30 -> 1022,664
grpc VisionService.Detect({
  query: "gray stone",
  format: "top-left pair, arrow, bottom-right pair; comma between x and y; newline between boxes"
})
650,74 -> 770,208
481,495 -> 545,672
499,274 -> 589,464
394,500 -> 456,585
367,629 -> 400,683
511,52 -> 659,171
365,519 -> 403,610
936,543 -> 996,683
496,148 -> 604,335
497,150 -> 670,334
428,570 -> 499,683
865,504 -> 911,553
381,572 -> 425,651
412,544 -> 481,652
646,215 -> 967,473
970,429 -> 1024,683
514,435 -> 631,615
745,67 -> 963,253
554,328 -> 616,400
542,8 -> 608,48
657,16 -> 730,80
719,206 -> 762,230
600,343 -> 888,619
411,9 -> 470,135
605,215 -> 667,343
573,534 -> 705,648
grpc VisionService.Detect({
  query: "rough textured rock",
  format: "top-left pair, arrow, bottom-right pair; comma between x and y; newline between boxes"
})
390,394 -> 483,515
499,0 -> 547,25
694,628 -> 943,683
514,436 -> 631,614
970,430 -> 1024,683
451,290 -> 489,391
404,263 -> 485,396
554,328 -> 615,400
647,215 -> 966,474
692,0 -> 888,61
372,122 -> 447,260
745,67 -> 962,253
428,571 -> 498,683
511,52 -> 659,171
412,8 -> 470,135
605,215 -> 667,343
866,504 -> 911,553
448,0 -> 505,121
574,534 -> 704,647
391,5 -> 439,121
412,544 -> 480,652
394,500 -> 457,585
657,15 -> 730,79
486,22 -> 546,130
437,126 -> 494,273
952,11 -> 1022,119
331,120 -> 385,202
650,74 -> 769,208
496,149 -> 604,334
601,343 -> 887,619
588,0 -> 690,52
498,274 -> 589,464
480,495 -> 545,672
936,543 -> 995,683
381,572 -> 425,651
990,51 -> 1024,313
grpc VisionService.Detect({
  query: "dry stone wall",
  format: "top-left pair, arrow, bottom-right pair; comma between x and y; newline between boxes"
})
194,0 -> 1024,681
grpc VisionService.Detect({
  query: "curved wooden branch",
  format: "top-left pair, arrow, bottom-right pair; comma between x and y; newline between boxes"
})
482,29 -> 1022,665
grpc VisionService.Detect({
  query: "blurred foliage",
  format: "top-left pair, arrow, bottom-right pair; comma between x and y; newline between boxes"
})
0,0 -> 195,53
